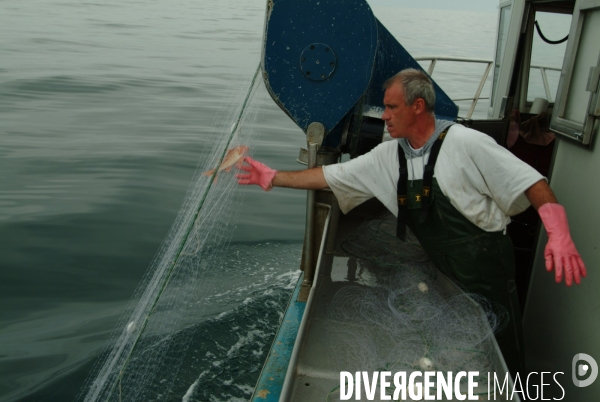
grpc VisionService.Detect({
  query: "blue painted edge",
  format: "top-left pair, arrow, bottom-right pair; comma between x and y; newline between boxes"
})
251,272 -> 306,401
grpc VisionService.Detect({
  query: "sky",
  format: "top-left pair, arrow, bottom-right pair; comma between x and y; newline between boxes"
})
367,0 -> 498,13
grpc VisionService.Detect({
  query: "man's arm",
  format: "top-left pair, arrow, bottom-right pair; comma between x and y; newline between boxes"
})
272,168 -> 329,190
524,179 -> 586,286
524,179 -> 557,209
236,156 -> 328,191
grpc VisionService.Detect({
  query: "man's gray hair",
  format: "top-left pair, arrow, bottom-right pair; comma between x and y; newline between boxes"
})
383,68 -> 436,113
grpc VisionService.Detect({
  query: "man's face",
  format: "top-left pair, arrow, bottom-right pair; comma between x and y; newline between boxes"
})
381,83 -> 416,139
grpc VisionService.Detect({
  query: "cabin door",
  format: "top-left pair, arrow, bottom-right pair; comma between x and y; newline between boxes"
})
489,0 -> 527,119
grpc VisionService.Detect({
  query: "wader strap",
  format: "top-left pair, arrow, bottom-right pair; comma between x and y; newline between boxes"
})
420,129 -> 448,223
396,129 -> 449,239
396,144 -> 409,241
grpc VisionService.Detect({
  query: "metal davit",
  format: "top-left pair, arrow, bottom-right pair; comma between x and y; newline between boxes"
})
261,0 -> 458,153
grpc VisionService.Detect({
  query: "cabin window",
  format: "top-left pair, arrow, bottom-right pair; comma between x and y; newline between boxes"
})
549,0 -> 600,146
561,10 -> 600,124
491,4 -> 512,107
525,12 -> 571,104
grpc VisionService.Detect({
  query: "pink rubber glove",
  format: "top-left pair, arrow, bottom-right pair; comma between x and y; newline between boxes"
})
538,203 -> 587,286
236,156 -> 278,191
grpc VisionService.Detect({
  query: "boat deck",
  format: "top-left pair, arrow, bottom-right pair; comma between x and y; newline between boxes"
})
254,200 -> 517,401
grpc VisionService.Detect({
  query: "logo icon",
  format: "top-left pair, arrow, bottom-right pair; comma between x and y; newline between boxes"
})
572,353 -> 598,387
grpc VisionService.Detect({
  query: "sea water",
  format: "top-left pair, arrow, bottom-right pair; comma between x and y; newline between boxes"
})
1,1 -> 510,400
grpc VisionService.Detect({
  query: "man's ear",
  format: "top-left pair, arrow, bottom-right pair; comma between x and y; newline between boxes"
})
413,98 -> 426,115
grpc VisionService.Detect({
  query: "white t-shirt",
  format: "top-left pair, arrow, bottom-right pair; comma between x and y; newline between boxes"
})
322,124 -> 544,232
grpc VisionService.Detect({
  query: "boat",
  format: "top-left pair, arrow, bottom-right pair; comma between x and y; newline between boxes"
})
249,0 -> 600,400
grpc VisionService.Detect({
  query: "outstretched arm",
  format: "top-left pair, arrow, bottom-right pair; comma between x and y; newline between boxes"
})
272,168 -> 329,190
236,156 -> 329,191
524,179 -> 587,286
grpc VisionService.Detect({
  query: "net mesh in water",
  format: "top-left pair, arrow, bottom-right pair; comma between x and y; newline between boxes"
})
77,66 -> 277,402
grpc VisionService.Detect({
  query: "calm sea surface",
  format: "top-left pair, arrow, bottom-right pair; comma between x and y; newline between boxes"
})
1,1 -> 498,401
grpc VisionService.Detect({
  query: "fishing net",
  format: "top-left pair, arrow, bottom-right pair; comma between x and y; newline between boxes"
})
325,216 -> 507,401
77,66 -> 293,402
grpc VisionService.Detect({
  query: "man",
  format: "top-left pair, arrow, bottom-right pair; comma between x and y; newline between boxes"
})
236,68 -> 586,375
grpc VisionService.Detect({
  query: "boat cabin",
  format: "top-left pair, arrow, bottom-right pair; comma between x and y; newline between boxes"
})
253,0 -> 600,400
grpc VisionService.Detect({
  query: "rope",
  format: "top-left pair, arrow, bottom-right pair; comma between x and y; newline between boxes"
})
107,63 -> 262,400
534,20 -> 568,45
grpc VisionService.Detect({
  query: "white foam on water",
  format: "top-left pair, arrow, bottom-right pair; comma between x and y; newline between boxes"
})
181,370 -> 207,402
226,328 -> 268,358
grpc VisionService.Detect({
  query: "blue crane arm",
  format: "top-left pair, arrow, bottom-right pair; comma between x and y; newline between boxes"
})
262,0 -> 458,153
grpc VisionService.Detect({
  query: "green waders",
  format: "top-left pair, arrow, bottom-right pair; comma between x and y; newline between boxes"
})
405,177 -> 524,376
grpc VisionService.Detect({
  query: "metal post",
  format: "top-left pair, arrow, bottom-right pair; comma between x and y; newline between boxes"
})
540,67 -> 553,103
325,195 -> 340,253
298,122 -> 325,302
302,142 -> 318,280
427,59 -> 437,76
467,61 -> 493,119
